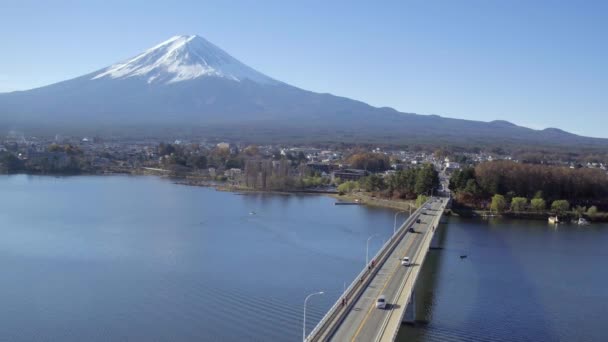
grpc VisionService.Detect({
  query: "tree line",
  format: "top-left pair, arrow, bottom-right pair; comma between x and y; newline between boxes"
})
450,160 -> 608,210
338,164 -> 439,199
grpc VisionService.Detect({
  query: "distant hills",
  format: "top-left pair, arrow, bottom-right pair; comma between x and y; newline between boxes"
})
0,34 -> 606,149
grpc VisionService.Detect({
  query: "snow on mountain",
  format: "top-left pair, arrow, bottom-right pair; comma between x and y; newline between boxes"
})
1,34 -> 607,149
92,35 -> 278,85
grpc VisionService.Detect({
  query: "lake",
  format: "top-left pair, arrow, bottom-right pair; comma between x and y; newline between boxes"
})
0,175 -> 396,341
0,175 -> 606,341
398,216 -> 608,342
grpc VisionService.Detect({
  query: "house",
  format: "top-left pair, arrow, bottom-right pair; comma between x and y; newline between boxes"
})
307,162 -> 333,174
332,169 -> 368,182
445,162 -> 461,170
224,168 -> 242,179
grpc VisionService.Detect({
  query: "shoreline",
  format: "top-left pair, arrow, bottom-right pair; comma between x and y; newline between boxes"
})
329,192 -> 416,211
5,171 -> 607,222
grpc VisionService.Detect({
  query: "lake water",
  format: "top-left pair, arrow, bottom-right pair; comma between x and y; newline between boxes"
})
398,216 -> 608,342
0,175 -> 396,341
1,175 -> 606,341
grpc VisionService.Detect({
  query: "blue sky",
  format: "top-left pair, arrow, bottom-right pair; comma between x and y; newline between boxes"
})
1,0 -> 606,137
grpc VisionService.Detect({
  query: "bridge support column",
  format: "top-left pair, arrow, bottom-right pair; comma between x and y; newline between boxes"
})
430,224 -> 441,249
403,289 -> 416,324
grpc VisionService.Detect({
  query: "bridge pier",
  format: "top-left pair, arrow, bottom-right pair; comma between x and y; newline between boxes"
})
402,289 -> 416,324
430,223 -> 441,249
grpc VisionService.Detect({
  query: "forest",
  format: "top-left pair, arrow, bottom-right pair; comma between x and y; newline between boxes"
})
338,164 -> 439,200
450,160 -> 608,209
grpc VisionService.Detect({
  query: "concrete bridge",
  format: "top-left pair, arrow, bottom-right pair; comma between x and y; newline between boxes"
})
307,197 -> 449,342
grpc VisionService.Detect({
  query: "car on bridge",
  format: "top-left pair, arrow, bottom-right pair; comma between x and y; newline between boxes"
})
401,256 -> 410,266
376,295 -> 386,309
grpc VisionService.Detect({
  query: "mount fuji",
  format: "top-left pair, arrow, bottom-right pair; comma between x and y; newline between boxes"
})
91,35 -> 279,85
0,35 -> 606,148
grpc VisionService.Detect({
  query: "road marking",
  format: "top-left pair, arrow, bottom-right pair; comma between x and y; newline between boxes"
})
375,217 -> 438,342
349,236 -> 416,342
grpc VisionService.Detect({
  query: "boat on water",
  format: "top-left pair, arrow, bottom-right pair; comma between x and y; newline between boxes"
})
577,217 -> 590,225
548,216 -> 559,224
482,211 -> 498,218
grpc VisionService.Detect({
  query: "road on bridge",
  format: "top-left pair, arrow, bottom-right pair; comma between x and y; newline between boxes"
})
328,198 -> 445,342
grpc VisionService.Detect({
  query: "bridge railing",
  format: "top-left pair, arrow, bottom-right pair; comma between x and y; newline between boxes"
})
307,200 -> 433,341
377,200 -> 446,342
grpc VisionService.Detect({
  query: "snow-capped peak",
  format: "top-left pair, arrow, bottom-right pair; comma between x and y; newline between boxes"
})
92,35 -> 278,85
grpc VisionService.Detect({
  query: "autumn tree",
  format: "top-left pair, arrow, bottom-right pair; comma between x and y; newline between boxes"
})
347,153 -> 390,172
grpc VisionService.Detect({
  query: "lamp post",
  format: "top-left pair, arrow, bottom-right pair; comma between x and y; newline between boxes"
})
366,234 -> 378,267
393,211 -> 406,234
303,291 -> 324,342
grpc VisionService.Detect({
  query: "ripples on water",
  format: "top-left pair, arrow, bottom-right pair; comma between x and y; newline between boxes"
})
1,175 -> 606,341
0,175 -> 395,341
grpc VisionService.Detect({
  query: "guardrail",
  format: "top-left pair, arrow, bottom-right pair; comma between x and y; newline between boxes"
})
375,200 -> 445,342
307,200 -> 433,341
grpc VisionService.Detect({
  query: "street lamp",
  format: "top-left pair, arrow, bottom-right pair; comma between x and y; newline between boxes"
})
303,291 -> 324,342
366,234 -> 378,266
393,211 -> 406,234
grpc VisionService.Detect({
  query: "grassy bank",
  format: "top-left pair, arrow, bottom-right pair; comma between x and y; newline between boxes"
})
331,192 -> 416,211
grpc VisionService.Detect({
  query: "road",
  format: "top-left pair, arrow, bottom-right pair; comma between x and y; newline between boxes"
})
328,198 -> 445,342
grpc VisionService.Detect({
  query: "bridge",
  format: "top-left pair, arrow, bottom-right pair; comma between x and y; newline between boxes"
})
307,196 -> 449,342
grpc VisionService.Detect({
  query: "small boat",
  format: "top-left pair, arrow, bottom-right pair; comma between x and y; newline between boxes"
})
548,216 -> 559,224
578,217 -> 590,226
249,211 -> 256,215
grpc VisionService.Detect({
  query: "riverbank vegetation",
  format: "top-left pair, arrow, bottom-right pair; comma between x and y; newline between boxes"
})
451,160 -> 608,219
336,164 -> 439,199
0,145 -> 91,174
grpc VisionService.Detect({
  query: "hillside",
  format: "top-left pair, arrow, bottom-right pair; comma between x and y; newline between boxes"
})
0,35 -> 606,149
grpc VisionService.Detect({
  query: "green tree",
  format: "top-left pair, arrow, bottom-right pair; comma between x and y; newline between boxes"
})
0,152 -> 24,172
551,200 -> 570,214
573,205 -> 587,218
225,157 -> 243,169
415,194 -> 429,207
530,198 -> 546,212
337,181 -> 359,194
510,197 -> 528,212
490,194 -> 507,213
188,155 -> 207,169
359,174 -> 386,192
463,179 -> 481,196
414,164 -> 438,195
587,206 -> 598,218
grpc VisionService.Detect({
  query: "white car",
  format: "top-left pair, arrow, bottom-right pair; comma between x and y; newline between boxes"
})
401,257 -> 410,266
376,295 -> 386,309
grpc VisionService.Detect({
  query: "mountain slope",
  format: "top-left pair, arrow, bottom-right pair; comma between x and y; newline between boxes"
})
0,35 -> 606,148
91,35 -> 278,85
